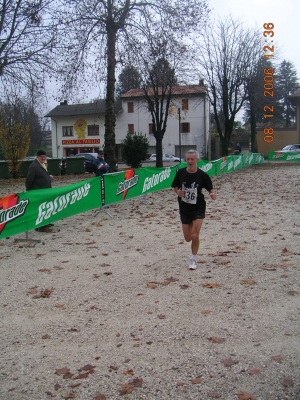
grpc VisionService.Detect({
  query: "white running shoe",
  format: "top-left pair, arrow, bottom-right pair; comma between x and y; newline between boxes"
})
189,259 -> 197,270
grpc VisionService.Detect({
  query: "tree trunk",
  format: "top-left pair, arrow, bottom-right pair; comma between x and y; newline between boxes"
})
104,23 -> 117,171
155,131 -> 163,167
250,107 -> 258,153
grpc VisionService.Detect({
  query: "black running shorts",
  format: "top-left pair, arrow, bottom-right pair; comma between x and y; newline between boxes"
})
180,209 -> 205,224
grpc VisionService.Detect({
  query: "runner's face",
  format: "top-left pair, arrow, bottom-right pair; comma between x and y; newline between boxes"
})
186,153 -> 198,167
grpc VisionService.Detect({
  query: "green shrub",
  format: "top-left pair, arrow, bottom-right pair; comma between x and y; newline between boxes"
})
121,132 -> 150,168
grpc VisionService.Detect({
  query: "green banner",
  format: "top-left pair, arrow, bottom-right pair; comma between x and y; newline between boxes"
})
0,177 -> 101,239
268,152 -> 300,162
102,165 -> 177,206
0,154 -> 264,240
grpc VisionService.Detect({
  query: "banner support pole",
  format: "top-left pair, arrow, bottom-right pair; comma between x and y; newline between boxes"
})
14,231 -> 41,244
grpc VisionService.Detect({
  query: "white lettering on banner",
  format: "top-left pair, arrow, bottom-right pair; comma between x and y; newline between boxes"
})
116,175 -> 139,195
221,160 -> 227,170
227,161 -> 234,171
200,163 -> 213,173
233,157 -> 241,168
287,154 -> 300,161
36,183 -> 91,225
0,200 -> 29,224
142,168 -> 171,193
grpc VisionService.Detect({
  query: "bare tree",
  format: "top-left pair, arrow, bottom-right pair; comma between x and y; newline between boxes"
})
55,0 -> 210,170
196,16 -> 262,156
129,38 -> 185,167
0,0 -> 58,92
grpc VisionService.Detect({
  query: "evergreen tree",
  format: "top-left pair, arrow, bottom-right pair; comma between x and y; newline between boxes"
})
116,66 -> 142,98
275,60 -> 299,127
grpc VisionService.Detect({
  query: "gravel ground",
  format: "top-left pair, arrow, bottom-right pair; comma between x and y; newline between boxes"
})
0,163 -> 300,400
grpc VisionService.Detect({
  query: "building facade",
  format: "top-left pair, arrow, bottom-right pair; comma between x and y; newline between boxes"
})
46,85 -> 210,160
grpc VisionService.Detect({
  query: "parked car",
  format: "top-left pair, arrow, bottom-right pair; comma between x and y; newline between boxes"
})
275,144 -> 300,153
74,152 -> 118,173
74,153 -> 97,173
149,153 -> 184,162
23,156 -> 36,161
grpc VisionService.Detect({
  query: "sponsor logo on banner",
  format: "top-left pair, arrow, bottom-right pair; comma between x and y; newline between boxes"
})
201,163 -> 213,173
142,168 -> 171,192
36,183 -> 91,225
116,169 -> 139,199
221,156 -> 227,171
227,160 -> 234,171
287,154 -> 300,161
0,194 -> 29,234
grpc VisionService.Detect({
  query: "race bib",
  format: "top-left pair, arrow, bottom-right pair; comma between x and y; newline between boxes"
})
182,187 -> 197,204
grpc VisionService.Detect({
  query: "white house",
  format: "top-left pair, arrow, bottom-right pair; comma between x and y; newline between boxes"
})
46,85 -> 210,160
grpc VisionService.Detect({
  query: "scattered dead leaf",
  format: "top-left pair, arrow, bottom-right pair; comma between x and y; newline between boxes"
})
128,377 -> 143,387
202,282 -> 220,288
123,369 -> 134,375
147,283 -> 157,289
119,383 -> 134,395
42,334 -> 50,339
55,367 -> 70,375
74,372 -> 90,379
208,336 -> 225,343
94,394 -> 106,400
282,377 -> 294,387
201,310 -> 211,314
248,368 -> 261,375
158,314 -> 166,319
222,357 -> 238,367
236,391 -> 256,400
241,279 -> 256,285
70,382 -> 81,388
207,392 -> 221,398
180,284 -> 189,289
287,290 -> 298,296
63,393 -> 76,399
271,355 -> 283,364
191,376 -> 202,384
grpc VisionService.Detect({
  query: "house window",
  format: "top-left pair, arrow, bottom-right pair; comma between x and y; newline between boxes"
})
128,124 -> 134,134
62,126 -> 73,136
180,122 -> 190,133
128,102 -> 134,113
87,125 -> 99,136
149,123 -> 153,134
182,99 -> 189,111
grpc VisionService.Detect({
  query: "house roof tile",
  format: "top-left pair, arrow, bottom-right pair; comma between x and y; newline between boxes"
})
121,85 -> 206,98
45,99 -> 122,117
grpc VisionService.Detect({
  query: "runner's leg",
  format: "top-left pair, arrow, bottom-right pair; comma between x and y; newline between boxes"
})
190,218 -> 203,256
182,223 -> 192,242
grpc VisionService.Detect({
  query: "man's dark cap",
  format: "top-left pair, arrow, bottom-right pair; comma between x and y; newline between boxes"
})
98,150 -> 104,154
37,150 -> 46,156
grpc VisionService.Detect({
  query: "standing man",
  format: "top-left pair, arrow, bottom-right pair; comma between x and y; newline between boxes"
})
25,150 -> 54,231
171,149 -> 217,270
94,149 -> 110,176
